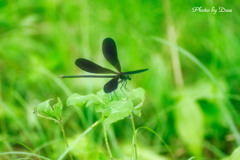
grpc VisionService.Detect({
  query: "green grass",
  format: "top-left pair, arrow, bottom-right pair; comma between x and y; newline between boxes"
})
1,0 -> 240,159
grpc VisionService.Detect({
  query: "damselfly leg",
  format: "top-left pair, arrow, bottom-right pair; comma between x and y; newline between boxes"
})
120,80 -> 128,99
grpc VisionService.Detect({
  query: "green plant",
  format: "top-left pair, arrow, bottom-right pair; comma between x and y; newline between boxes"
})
34,98 -> 73,160
34,88 -> 145,160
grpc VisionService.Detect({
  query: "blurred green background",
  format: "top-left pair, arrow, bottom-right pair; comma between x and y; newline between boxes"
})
1,0 -> 240,159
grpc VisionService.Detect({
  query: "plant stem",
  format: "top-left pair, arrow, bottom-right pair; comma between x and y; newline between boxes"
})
136,126 -> 175,160
58,119 -> 103,160
162,0 -> 184,88
130,113 -> 137,160
103,124 -> 113,160
35,113 -> 59,123
59,119 -> 73,160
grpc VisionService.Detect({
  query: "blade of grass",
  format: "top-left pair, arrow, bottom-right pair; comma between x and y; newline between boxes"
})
13,91 -> 48,145
59,121 -> 73,160
0,152 -> 51,160
136,126 -> 175,160
33,139 -> 61,153
40,68 -> 72,96
162,0 -> 184,88
103,124 -> 113,160
152,37 -> 240,145
6,139 -> 40,160
203,141 -> 226,158
0,101 -> 28,135
107,126 -> 122,158
152,37 -> 219,87
130,114 -> 138,160
57,119 -> 103,160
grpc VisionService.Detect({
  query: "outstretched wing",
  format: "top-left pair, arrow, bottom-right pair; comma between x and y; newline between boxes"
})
103,76 -> 119,93
75,58 -> 116,74
75,58 -> 117,74
102,38 -> 121,72
121,68 -> 149,75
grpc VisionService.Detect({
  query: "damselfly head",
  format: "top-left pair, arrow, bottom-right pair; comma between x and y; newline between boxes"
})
126,75 -> 131,80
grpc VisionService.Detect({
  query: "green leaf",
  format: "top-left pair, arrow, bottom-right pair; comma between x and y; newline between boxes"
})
67,93 -> 103,108
96,88 -> 145,124
174,96 -> 204,156
128,88 -> 145,117
96,90 -> 113,104
67,88 -> 145,125
35,97 -> 62,120
96,88 -> 145,117
54,97 -> 62,119
102,100 -> 133,125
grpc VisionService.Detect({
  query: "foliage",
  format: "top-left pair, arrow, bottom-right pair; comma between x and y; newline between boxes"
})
34,97 -> 62,121
1,0 -> 240,159
67,88 -> 144,125
32,88 -> 145,159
